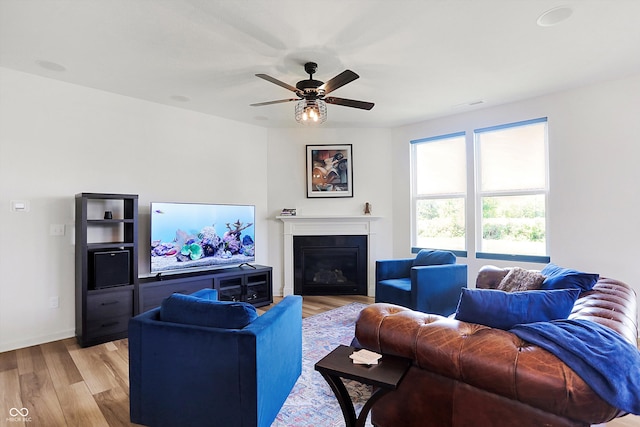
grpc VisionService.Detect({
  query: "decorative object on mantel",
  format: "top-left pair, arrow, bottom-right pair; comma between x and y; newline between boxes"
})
280,208 -> 297,216
306,144 -> 353,198
364,202 -> 372,215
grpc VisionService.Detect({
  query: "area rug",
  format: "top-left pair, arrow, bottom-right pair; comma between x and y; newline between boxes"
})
272,302 -> 373,427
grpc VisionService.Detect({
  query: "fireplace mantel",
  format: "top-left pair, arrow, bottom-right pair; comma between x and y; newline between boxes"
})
278,215 -> 381,296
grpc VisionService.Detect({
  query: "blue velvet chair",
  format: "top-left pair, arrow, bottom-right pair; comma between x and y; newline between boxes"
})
375,249 -> 467,316
129,288 -> 302,427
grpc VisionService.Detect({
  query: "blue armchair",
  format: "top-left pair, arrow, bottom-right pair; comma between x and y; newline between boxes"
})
375,249 -> 467,316
129,289 -> 302,427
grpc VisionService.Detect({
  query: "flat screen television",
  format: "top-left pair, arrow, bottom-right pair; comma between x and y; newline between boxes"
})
150,202 -> 255,275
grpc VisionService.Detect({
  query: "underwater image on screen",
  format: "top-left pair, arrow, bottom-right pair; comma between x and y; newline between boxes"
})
150,202 -> 255,274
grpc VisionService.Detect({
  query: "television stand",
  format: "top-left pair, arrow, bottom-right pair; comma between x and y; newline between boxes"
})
238,262 -> 257,269
138,265 -> 273,313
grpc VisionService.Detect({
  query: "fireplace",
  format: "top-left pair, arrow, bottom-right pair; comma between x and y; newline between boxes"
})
294,235 -> 367,295
278,215 -> 380,296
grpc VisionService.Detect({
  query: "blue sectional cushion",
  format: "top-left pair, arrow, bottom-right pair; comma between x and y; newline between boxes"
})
540,263 -> 599,292
160,292 -> 258,329
412,249 -> 456,267
454,287 -> 580,330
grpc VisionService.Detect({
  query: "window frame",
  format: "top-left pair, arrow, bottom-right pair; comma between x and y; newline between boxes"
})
410,117 -> 551,263
474,117 -> 550,263
410,131 -> 468,257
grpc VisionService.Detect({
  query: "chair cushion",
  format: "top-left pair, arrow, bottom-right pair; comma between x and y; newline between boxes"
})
160,292 -> 258,329
496,267 -> 546,292
379,278 -> 412,291
540,263 -> 599,292
412,249 -> 456,267
376,278 -> 412,308
454,287 -> 581,330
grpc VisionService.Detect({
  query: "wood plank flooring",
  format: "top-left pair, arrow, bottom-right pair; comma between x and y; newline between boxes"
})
0,295 -> 638,427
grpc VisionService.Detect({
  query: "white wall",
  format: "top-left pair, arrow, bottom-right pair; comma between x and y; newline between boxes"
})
266,127 -> 394,295
2,65 -> 638,351
391,73 -> 640,316
0,67 -> 268,352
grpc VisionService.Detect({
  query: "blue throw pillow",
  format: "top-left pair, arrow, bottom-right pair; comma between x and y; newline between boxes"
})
454,287 -> 581,330
540,263 -> 599,292
412,249 -> 456,267
160,292 -> 258,329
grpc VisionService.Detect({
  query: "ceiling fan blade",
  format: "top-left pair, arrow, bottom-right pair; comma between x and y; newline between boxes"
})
255,74 -> 300,93
320,70 -> 359,95
250,98 -> 298,107
325,97 -> 375,110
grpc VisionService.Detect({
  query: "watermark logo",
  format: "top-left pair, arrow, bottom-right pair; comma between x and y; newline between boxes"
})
7,407 -> 31,423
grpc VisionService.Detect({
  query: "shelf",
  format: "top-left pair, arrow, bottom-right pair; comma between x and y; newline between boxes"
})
87,219 -> 135,224
247,280 -> 267,286
87,284 -> 134,295
277,215 -> 382,221
87,242 -> 135,250
80,192 -> 139,200
76,192 -> 139,348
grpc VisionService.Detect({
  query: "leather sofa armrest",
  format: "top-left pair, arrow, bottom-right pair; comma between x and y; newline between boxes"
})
475,265 -> 509,289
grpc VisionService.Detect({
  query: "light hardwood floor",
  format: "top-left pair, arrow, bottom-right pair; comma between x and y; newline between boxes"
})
0,295 -> 637,427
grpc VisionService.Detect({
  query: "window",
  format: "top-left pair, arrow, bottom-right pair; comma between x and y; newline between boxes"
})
410,118 -> 549,262
475,118 -> 549,260
411,132 -> 467,254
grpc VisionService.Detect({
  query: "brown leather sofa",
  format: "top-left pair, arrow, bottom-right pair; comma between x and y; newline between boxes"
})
355,265 -> 638,427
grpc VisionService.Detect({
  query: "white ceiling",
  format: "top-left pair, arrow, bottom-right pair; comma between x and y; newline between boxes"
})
1,0 -> 640,128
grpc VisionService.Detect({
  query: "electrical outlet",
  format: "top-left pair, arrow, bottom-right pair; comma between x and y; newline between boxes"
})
49,296 -> 59,309
50,224 -> 65,236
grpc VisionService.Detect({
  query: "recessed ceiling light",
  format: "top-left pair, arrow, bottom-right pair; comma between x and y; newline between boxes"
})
537,6 -> 573,27
170,95 -> 190,102
36,60 -> 66,72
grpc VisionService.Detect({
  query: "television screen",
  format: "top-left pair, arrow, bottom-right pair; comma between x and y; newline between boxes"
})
150,202 -> 255,274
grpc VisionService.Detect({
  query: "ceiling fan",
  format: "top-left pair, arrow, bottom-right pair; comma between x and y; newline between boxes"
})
250,62 -> 374,124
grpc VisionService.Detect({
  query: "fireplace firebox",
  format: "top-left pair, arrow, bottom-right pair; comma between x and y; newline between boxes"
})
293,235 -> 367,295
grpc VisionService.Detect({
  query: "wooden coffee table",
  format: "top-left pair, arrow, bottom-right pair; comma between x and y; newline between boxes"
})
314,345 -> 411,427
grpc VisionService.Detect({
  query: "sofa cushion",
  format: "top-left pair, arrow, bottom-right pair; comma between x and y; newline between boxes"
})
540,263 -> 599,292
160,292 -> 258,329
412,249 -> 456,267
454,287 -> 581,330
497,267 -> 546,292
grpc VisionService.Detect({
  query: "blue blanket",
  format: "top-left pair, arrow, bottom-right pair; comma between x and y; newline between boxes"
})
509,319 -> 640,415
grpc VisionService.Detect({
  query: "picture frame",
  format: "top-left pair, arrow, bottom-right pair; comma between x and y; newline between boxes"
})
306,144 -> 353,198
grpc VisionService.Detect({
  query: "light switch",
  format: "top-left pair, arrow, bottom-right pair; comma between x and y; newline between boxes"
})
10,200 -> 30,212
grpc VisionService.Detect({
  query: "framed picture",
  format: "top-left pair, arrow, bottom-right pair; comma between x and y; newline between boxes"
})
306,144 -> 353,198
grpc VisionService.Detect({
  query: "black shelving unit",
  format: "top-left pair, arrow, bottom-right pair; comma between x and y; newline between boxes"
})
75,193 -> 138,347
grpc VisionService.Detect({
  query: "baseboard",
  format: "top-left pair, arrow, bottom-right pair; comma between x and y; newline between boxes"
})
0,328 -> 75,353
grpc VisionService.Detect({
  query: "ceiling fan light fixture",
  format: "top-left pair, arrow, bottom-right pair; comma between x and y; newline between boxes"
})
295,99 -> 327,125
253,62 -> 372,124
